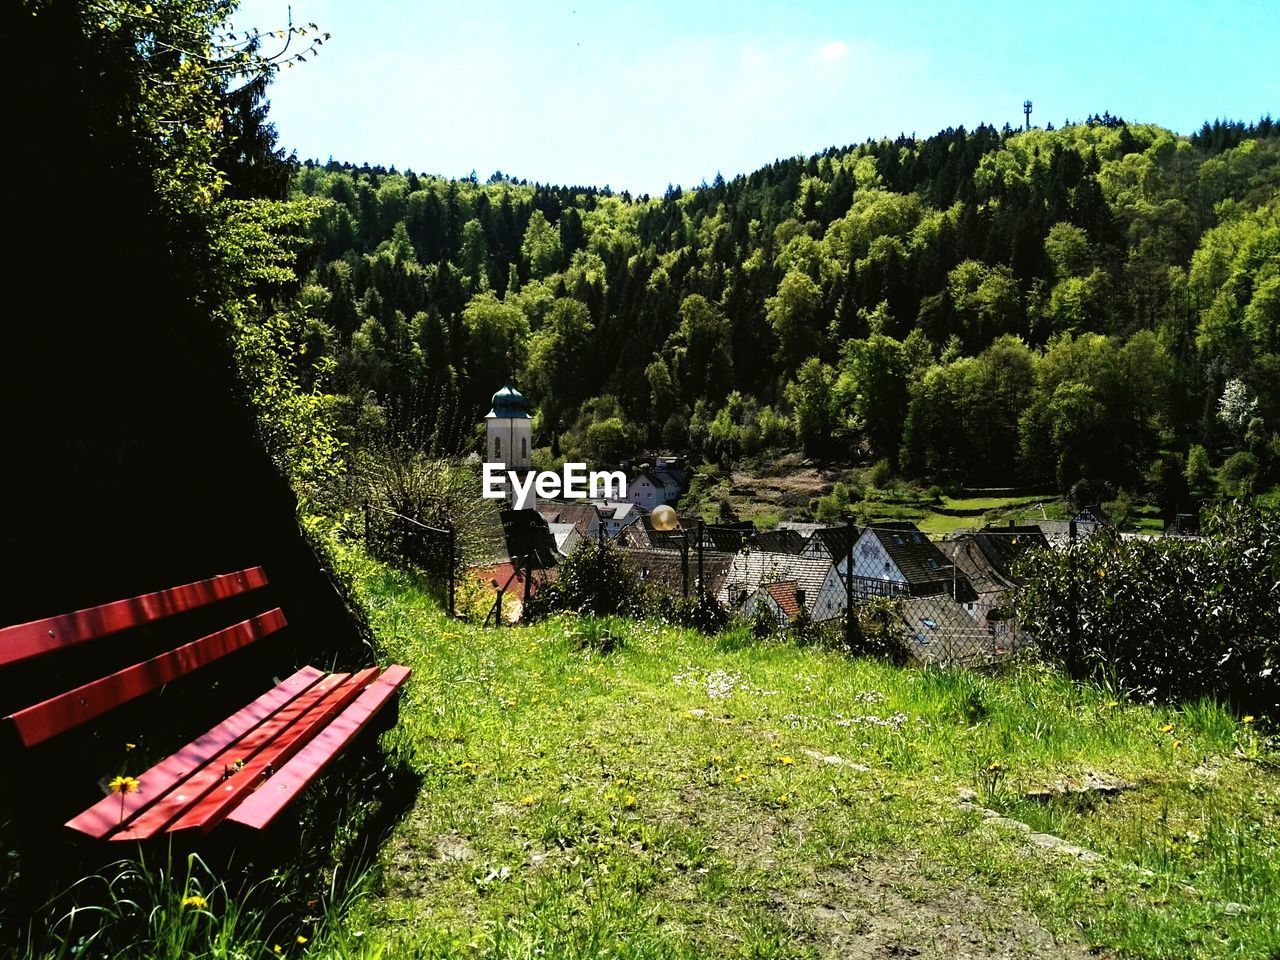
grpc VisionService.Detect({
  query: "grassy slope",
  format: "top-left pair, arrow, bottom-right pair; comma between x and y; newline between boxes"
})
343,552 -> 1280,960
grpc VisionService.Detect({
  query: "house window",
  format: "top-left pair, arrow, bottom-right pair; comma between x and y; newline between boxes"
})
521,437 -> 527,459
494,437 -> 501,458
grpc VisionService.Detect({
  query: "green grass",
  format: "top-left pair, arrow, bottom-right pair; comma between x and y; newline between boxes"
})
337,550 -> 1280,959
9,546 -> 1280,959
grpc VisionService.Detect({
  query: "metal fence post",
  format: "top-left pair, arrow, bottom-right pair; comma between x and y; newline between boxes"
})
1067,519 -> 1080,665
844,516 -> 855,648
447,521 -> 456,619
696,518 -> 705,599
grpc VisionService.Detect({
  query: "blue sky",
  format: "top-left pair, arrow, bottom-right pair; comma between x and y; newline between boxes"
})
234,0 -> 1279,195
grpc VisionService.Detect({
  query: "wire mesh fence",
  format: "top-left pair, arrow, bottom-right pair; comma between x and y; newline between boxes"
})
363,504 -> 457,616
812,524 -> 1052,668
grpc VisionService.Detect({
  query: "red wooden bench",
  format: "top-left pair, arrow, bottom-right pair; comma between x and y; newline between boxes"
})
0,566 -> 410,840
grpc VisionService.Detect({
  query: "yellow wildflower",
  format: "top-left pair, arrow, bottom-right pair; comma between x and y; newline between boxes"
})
273,947 -> 283,955
776,755 -> 794,766
520,795 -> 535,807
604,792 -> 617,802
734,774 -> 750,783
1173,739 -> 1183,749
1160,723 -> 1174,734
125,742 -> 137,751
623,794 -> 637,808
776,793 -> 790,805
986,761 -> 1003,772
181,895 -> 207,909
296,935 -> 308,945
1242,715 -> 1255,725
109,775 -> 141,795
460,761 -> 477,772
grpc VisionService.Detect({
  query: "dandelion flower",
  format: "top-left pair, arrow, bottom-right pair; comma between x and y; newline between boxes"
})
1173,739 -> 1183,749
776,794 -> 790,805
181,895 -> 207,909
623,794 -> 637,808
109,775 -> 141,794
296,935 -> 309,945
776,756 -> 794,766
604,792 -> 617,802
734,774 -> 749,784
109,774 -> 140,825
460,761 -> 477,772
986,761 -> 1003,772
520,795 -> 535,807
273,947 -> 283,955
1243,715 -> 1255,725
1160,723 -> 1174,733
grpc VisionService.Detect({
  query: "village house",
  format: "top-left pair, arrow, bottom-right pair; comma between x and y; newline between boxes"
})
587,499 -> 644,539
717,550 -> 832,614
623,469 -> 683,511
810,521 -> 978,622
620,545 -> 734,599
937,525 -> 1047,649
798,525 -> 856,562
537,501 -> 603,546
619,454 -> 689,487
1072,504 -> 1112,535
893,596 -> 1002,666
740,579 -> 810,629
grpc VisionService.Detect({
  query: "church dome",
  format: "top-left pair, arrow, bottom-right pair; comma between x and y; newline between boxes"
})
487,383 -> 530,419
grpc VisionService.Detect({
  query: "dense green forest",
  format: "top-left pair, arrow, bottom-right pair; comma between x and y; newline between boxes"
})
266,113 -> 1280,512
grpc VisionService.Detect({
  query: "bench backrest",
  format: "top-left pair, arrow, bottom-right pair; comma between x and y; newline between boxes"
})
0,567 -> 285,747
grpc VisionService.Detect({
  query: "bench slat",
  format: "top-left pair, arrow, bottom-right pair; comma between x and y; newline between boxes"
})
4,609 -> 287,747
109,669 -> 355,840
0,568 -> 269,668
65,666 -> 325,839
227,665 -> 411,831
166,667 -> 382,835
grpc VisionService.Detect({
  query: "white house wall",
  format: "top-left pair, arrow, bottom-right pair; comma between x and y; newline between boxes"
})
841,529 -> 907,591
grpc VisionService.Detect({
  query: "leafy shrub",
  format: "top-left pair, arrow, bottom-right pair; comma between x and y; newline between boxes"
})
525,541 -> 648,619
1016,502 -> 1280,713
1220,451 -> 1259,497
668,592 -> 732,634
356,447 -> 495,576
868,459 -> 893,488
749,601 -> 784,639
849,596 -> 912,664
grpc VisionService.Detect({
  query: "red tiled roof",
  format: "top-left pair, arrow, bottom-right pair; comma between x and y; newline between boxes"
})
764,580 -> 802,618
470,562 -> 554,597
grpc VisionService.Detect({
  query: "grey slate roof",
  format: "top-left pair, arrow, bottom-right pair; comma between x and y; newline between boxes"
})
753,529 -> 806,554
537,502 -> 601,538
866,522 -> 979,604
718,551 -> 832,611
619,546 -> 734,598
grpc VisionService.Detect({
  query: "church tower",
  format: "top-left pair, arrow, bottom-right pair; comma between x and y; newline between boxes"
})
486,383 -> 533,507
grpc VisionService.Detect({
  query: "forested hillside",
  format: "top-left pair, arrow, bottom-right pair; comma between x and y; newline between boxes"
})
280,115 -> 1280,508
